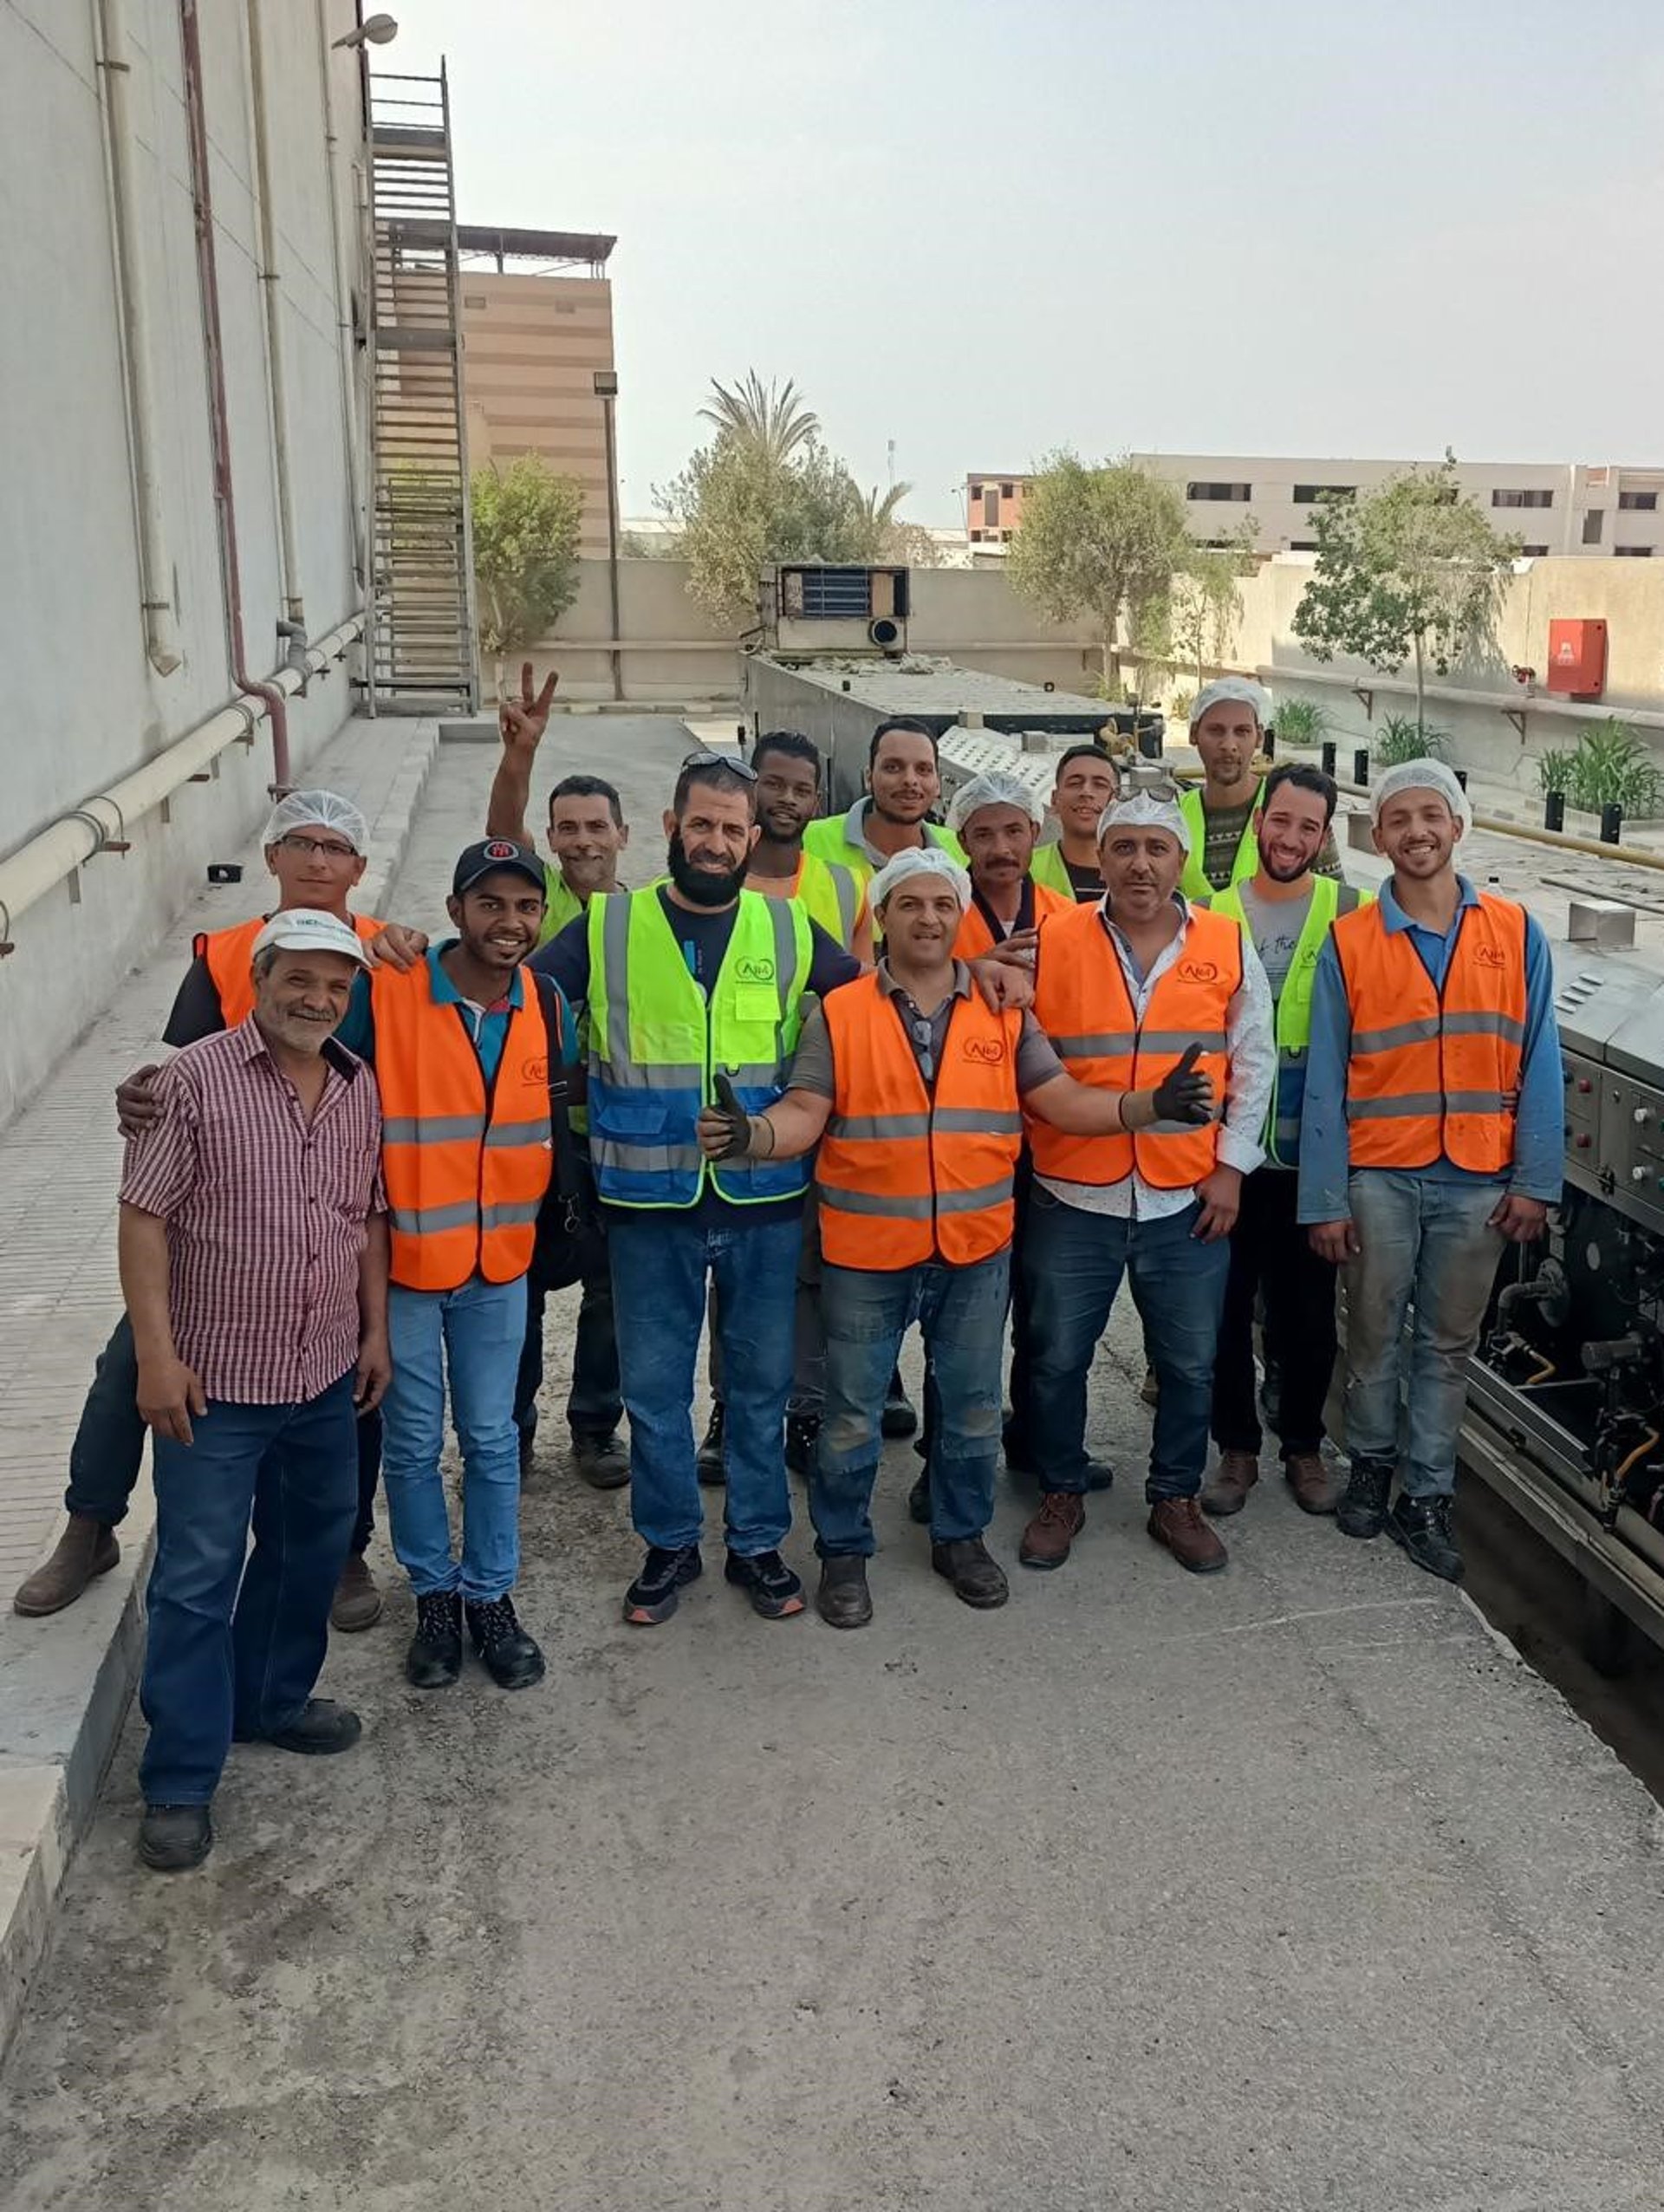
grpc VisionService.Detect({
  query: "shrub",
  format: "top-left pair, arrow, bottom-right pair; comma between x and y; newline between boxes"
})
1272,696 -> 1330,747
1563,719 -> 1661,819
1535,747 -> 1576,797
1374,712 -> 1449,766
1166,686 -> 1195,726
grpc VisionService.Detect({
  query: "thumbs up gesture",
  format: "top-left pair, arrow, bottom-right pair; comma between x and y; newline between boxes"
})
697,1070 -> 753,1159
1151,1042 -> 1214,1127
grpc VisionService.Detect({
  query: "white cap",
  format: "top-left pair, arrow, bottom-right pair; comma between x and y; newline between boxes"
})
262,788 -> 370,855
1190,677 -> 1270,731
1370,757 -> 1472,834
250,908 -> 372,968
1096,790 -> 1192,855
946,771 -> 1045,835
868,844 -> 972,914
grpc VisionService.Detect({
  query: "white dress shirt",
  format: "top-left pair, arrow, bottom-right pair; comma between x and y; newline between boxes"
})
1037,895 -> 1275,1220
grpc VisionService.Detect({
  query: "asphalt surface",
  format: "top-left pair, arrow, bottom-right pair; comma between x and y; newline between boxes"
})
4,721 -> 1663,2211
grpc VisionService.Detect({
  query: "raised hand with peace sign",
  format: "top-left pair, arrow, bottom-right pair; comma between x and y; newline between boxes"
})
498,660 -> 559,758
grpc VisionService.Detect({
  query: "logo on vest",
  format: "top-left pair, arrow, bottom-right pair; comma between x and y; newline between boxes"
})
735,956 -> 777,983
523,1057 -> 549,1084
1474,944 -> 1507,970
962,1036 -> 1008,1065
1178,959 -> 1219,984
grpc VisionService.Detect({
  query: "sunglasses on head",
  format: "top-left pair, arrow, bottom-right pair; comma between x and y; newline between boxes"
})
680,749 -> 757,781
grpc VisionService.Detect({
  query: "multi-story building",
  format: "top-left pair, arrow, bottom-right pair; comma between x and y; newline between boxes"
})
458,227 -> 619,556
966,457 -> 1664,559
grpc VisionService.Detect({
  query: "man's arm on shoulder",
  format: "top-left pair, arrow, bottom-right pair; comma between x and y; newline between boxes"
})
528,913 -> 592,1006
119,1058 -> 200,1220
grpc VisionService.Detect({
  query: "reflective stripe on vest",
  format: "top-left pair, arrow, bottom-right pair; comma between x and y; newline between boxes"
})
196,911 -> 382,1027
802,812 -> 966,893
373,962 -> 555,1291
1210,875 -> 1359,1168
816,974 -> 1024,1269
1028,901 -> 1242,1188
953,879 -> 1073,960
586,887 -> 811,1208
793,851 -> 862,951
1333,892 -> 1527,1174
1178,787 -> 1259,901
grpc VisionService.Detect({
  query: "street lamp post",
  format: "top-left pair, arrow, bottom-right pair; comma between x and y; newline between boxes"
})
594,369 -> 622,702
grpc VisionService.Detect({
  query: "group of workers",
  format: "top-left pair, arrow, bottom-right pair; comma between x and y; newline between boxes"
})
10,670 -> 1562,1874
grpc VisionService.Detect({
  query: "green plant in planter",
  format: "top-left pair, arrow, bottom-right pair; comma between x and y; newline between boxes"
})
1564,719 -> 1661,818
1272,697 -> 1330,747
1374,712 -> 1449,765
1535,747 -> 1576,797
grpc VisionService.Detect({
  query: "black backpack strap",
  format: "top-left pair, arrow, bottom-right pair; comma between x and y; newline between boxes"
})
531,971 -> 582,1208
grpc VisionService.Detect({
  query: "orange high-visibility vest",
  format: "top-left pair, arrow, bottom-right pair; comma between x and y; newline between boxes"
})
372,962 -> 555,1291
1332,892 -> 1526,1174
1028,901 -> 1241,1189
953,880 -> 1074,960
816,973 -> 1025,1271
194,912 -> 382,1026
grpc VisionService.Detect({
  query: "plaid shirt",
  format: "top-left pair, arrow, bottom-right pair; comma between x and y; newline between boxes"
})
120,1019 -> 385,1405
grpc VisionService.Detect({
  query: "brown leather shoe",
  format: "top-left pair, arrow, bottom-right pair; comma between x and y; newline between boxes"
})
1147,1497 -> 1228,1573
1284,1453 -> 1342,1515
1018,1491 -> 1086,1570
1202,1449 -> 1259,1518
329,1553 -> 383,1633
13,1514 -> 120,1617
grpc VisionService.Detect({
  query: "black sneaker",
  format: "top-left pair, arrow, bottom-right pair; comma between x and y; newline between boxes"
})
1388,1494 -> 1465,1583
406,1590 -> 463,1688
881,1372 -> 917,1439
572,1430 -> 631,1490
696,1406 -> 727,1487
724,1549 -> 806,1620
465,1594 -> 547,1688
623,1544 -> 703,1626
1336,1458 -> 1394,1540
785,1414 -> 820,1479
138,1803 -> 213,1872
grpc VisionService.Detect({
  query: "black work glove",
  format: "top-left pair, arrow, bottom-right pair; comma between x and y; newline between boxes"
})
1151,1042 -> 1213,1127
700,1070 -> 753,1160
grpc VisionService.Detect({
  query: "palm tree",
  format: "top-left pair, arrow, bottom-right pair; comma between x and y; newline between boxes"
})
698,374 -> 819,468
860,481 -> 912,535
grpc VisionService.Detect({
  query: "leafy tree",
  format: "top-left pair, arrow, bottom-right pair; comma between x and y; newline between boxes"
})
471,457 -> 583,690
1006,452 -> 1192,686
698,374 -> 819,469
1293,457 -> 1519,735
1170,530 -> 1254,689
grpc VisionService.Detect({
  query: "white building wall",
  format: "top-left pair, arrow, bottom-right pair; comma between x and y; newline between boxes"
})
0,0 -> 369,1123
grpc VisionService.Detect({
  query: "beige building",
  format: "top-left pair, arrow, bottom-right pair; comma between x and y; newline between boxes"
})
458,226 -> 619,556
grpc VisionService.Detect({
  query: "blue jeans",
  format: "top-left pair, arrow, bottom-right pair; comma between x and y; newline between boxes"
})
380,1275 -> 527,1601
816,1253 -> 1009,1556
140,1372 -> 358,1805
1342,1171 -> 1505,1499
1024,1189 -> 1230,1500
608,1207 -> 802,1555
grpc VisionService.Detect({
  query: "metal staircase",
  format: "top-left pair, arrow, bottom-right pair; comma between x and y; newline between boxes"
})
365,68 -> 478,714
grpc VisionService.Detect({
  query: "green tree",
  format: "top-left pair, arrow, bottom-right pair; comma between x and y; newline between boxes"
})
1170,530 -> 1254,689
1293,457 -> 1519,735
659,434 -> 888,623
698,373 -> 819,469
1006,452 -> 1192,686
471,457 -> 583,690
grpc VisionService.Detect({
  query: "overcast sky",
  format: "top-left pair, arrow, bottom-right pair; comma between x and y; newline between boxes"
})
383,0 -> 1664,527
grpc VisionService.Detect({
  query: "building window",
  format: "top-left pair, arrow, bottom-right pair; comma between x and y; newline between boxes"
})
1619,490 -> 1659,511
1520,544 -> 1550,556
1187,481 -> 1251,502
1291,485 -> 1355,504
983,490 -> 1000,528
1614,545 -> 1654,557
969,528 -> 984,542
1000,481 -> 1015,499
1492,488 -> 1553,508
1583,510 -> 1605,544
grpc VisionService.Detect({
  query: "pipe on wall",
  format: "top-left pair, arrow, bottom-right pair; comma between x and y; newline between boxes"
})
245,0 -> 302,627
315,0 -> 367,589
94,0 -> 183,679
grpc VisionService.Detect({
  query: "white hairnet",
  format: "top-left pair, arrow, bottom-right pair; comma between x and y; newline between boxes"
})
1370,758 -> 1473,835
868,844 -> 972,914
1190,678 -> 1271,731
946,771 -> 1045,834
262,789 -> 370,855
1096,790 -> 1192,856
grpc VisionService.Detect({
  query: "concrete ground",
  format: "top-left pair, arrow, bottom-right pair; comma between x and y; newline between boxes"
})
4,721 -> 1664,2210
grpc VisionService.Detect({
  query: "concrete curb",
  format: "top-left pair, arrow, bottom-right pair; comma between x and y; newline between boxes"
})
0,717 -> 440,2063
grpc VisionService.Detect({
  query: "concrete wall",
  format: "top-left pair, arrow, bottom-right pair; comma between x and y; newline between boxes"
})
0,0 -> 367,1122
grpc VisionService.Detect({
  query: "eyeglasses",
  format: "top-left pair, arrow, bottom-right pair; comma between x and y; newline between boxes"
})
679,750 -> 757,782
275,834 -> 359,861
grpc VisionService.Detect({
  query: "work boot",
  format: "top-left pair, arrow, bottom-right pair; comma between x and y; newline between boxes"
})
1284,1452 -> 1342,1516
1202,1449 -> 1259,1518
816,1555 -> 873,1630
330,1552 -> 382,1632
784,1414 -> 820,1480
406,1590 -> 463,1688
932,1538 -> 1009,1610
13,1514 -> 120,1617
138,1803 -> 212,1874
623,1544 -> 703,1626
697,1405 -> 727,1487
881,1371 -> 917,1439
725,1549 -> 807,1620
517,1428 -> 537,1481
572,1429 -> 630,1489
258,1700 -> 363,1754
1018,1491 -> 1086,1570
907,1468 -> 932,1525
1140,1366 -> 1160,1409
1336,1458 -> 1394,1540
1387,1494 -> 1465,1583
465,1594 -> 547,1689
1147,1497 -> 1229,1574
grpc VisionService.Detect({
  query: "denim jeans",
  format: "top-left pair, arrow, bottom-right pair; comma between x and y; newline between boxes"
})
140,1371 -> 358,1805
1024,1189 -> 1230,1500
815,1252 -> 1009,1557
381,1274 -> 527,1601
608,1207 -> 802,1555
1212,1169 -> 1339,1460
706,1190 -> 827,1419
1342,1171 -> 1505,1499
66,1311 -> 381,1552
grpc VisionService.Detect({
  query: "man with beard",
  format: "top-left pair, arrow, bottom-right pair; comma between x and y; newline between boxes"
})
1180,680 -> 1344,900
802,715 -> 965,885
1200,765 -> 1368,1522
530,754 -> 866,1627
1032,744 -> 1121,901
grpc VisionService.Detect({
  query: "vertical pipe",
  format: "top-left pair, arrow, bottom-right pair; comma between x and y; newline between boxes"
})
246,0 -> 302,624
95,0 -> 182,677
601,392 -> 622,702
315,0 -> 367,587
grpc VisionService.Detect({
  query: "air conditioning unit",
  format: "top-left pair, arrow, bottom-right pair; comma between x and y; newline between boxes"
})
768,565 -> 911,655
